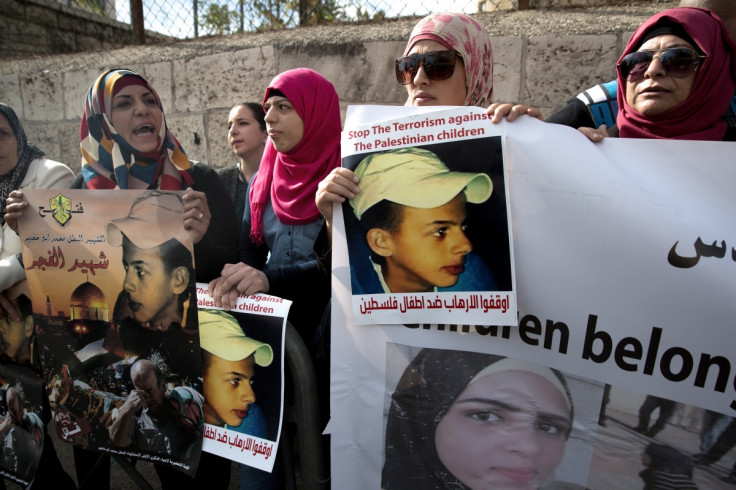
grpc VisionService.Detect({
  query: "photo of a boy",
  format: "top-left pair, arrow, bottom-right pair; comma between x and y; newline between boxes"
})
199,309 -> 273,434
103,190 -> 199,378
348,147 -> 493,294
0,293 -> 34,364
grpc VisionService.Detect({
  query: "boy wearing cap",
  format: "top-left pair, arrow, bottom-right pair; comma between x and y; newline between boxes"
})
349,147 -> 493,294
102,190 -> 200,380
107,190 -> 195,331
199,310 -> 273,431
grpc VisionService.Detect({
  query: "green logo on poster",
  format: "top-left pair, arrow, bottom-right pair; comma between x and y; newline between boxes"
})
50,194 -> 72,227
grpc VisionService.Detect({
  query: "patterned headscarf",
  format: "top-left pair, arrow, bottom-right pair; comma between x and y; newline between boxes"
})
80,69 -> 193,190
248,68 -> 341,246
0,103 -> 44,224
403,13 -> 494,108
616,7 -> 736,140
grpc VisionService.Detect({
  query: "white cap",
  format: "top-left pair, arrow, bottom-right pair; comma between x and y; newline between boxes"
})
349,148 -> 492,220
199,309 -> 273,367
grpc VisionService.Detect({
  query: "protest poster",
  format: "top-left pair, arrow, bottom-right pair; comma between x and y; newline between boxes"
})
342,108 -> 516,326
330,106 -> 736,489
19,189 -> 203,476
196,285 -> 288,473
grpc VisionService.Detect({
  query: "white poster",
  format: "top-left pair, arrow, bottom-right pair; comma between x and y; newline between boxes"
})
330,106 -> 736,489
196,286 -> 289,473
342,108 -> 516,326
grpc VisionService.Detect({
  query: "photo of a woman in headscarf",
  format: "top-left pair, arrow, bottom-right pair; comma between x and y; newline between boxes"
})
382,347 -> 581,490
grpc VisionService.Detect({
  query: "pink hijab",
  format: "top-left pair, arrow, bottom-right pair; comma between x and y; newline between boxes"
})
404,13 -> 494,108
616,7 -> 736,140
248,68 -> 341,246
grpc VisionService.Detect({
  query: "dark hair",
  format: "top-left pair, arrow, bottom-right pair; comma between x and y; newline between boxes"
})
231,102 -> 266,132
14,294 -> 33,320
122,236 -> 194,307
357,200 -> 404,267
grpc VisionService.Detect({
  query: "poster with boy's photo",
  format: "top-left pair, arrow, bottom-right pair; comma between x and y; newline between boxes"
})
342,129 -> 515,325
19,189 -> 204,477
0,363 -> 45,486
196,286 -> 288,473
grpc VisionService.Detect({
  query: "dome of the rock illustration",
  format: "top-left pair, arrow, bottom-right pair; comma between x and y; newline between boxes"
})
69,281 -> 109,322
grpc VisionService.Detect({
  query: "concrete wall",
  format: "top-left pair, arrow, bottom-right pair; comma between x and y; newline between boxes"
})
0,5 -> 674,175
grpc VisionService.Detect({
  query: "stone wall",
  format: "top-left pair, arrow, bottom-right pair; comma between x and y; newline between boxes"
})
0,4 -> 676,174
0,0 -> 165,60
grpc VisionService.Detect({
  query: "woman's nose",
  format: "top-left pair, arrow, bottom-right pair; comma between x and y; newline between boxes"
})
644,56 -> 667,79
133,98 -> 149,115
502,425 -> 543,456
412,64 -> 430,85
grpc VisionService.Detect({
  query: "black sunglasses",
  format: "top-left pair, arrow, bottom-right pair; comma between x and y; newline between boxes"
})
618,47 -> 706,82
395,50 -> 459,85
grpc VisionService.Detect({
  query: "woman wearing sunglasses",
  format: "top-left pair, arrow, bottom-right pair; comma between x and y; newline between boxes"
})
581,7 -> 736,142
315,12 -> 535,250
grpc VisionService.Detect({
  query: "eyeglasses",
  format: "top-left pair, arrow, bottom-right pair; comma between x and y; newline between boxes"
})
395,50 -> 459,85
617,48 -> 706,82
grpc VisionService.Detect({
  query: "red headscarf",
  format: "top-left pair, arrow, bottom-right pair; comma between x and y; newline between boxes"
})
248,69 -> 341,246
616,7 -> 736,140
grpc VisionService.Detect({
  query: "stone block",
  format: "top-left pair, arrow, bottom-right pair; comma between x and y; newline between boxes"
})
491,36 -> 522,104
20,70 -> 65,121
205,109 -> 235,170
143,62 -> 173,114
277,41 -> 404,104
167,114 -> 208,164
173,47 -> 275,113
49,30 -> 76,55
361,41 -> 406,104
59,121 -> 83,174
24,122 -> 61,163
63,69 -> 101,120
2,0 -> 25,21
0,75 -> 23,116
524,35 -> 618,109
26,5 -> 57,29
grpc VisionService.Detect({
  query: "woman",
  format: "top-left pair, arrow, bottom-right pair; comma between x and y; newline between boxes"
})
73,69 -> 239,282
218,102 -> 268,226
383,348 -> 574,490
0,103 -> 74,319
208,68 -> 339,339
64,69 -> 237,490
315,12 -> 536,248
581,7 -> 736,142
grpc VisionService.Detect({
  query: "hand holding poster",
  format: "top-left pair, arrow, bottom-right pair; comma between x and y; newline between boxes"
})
19,189 -> 203,476
331,106 -> 736,489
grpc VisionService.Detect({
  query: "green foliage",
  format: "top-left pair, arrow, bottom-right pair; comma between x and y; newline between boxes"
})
252,0 -> 348,30
199,2 -> 240,35
76,0 -> 107,16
